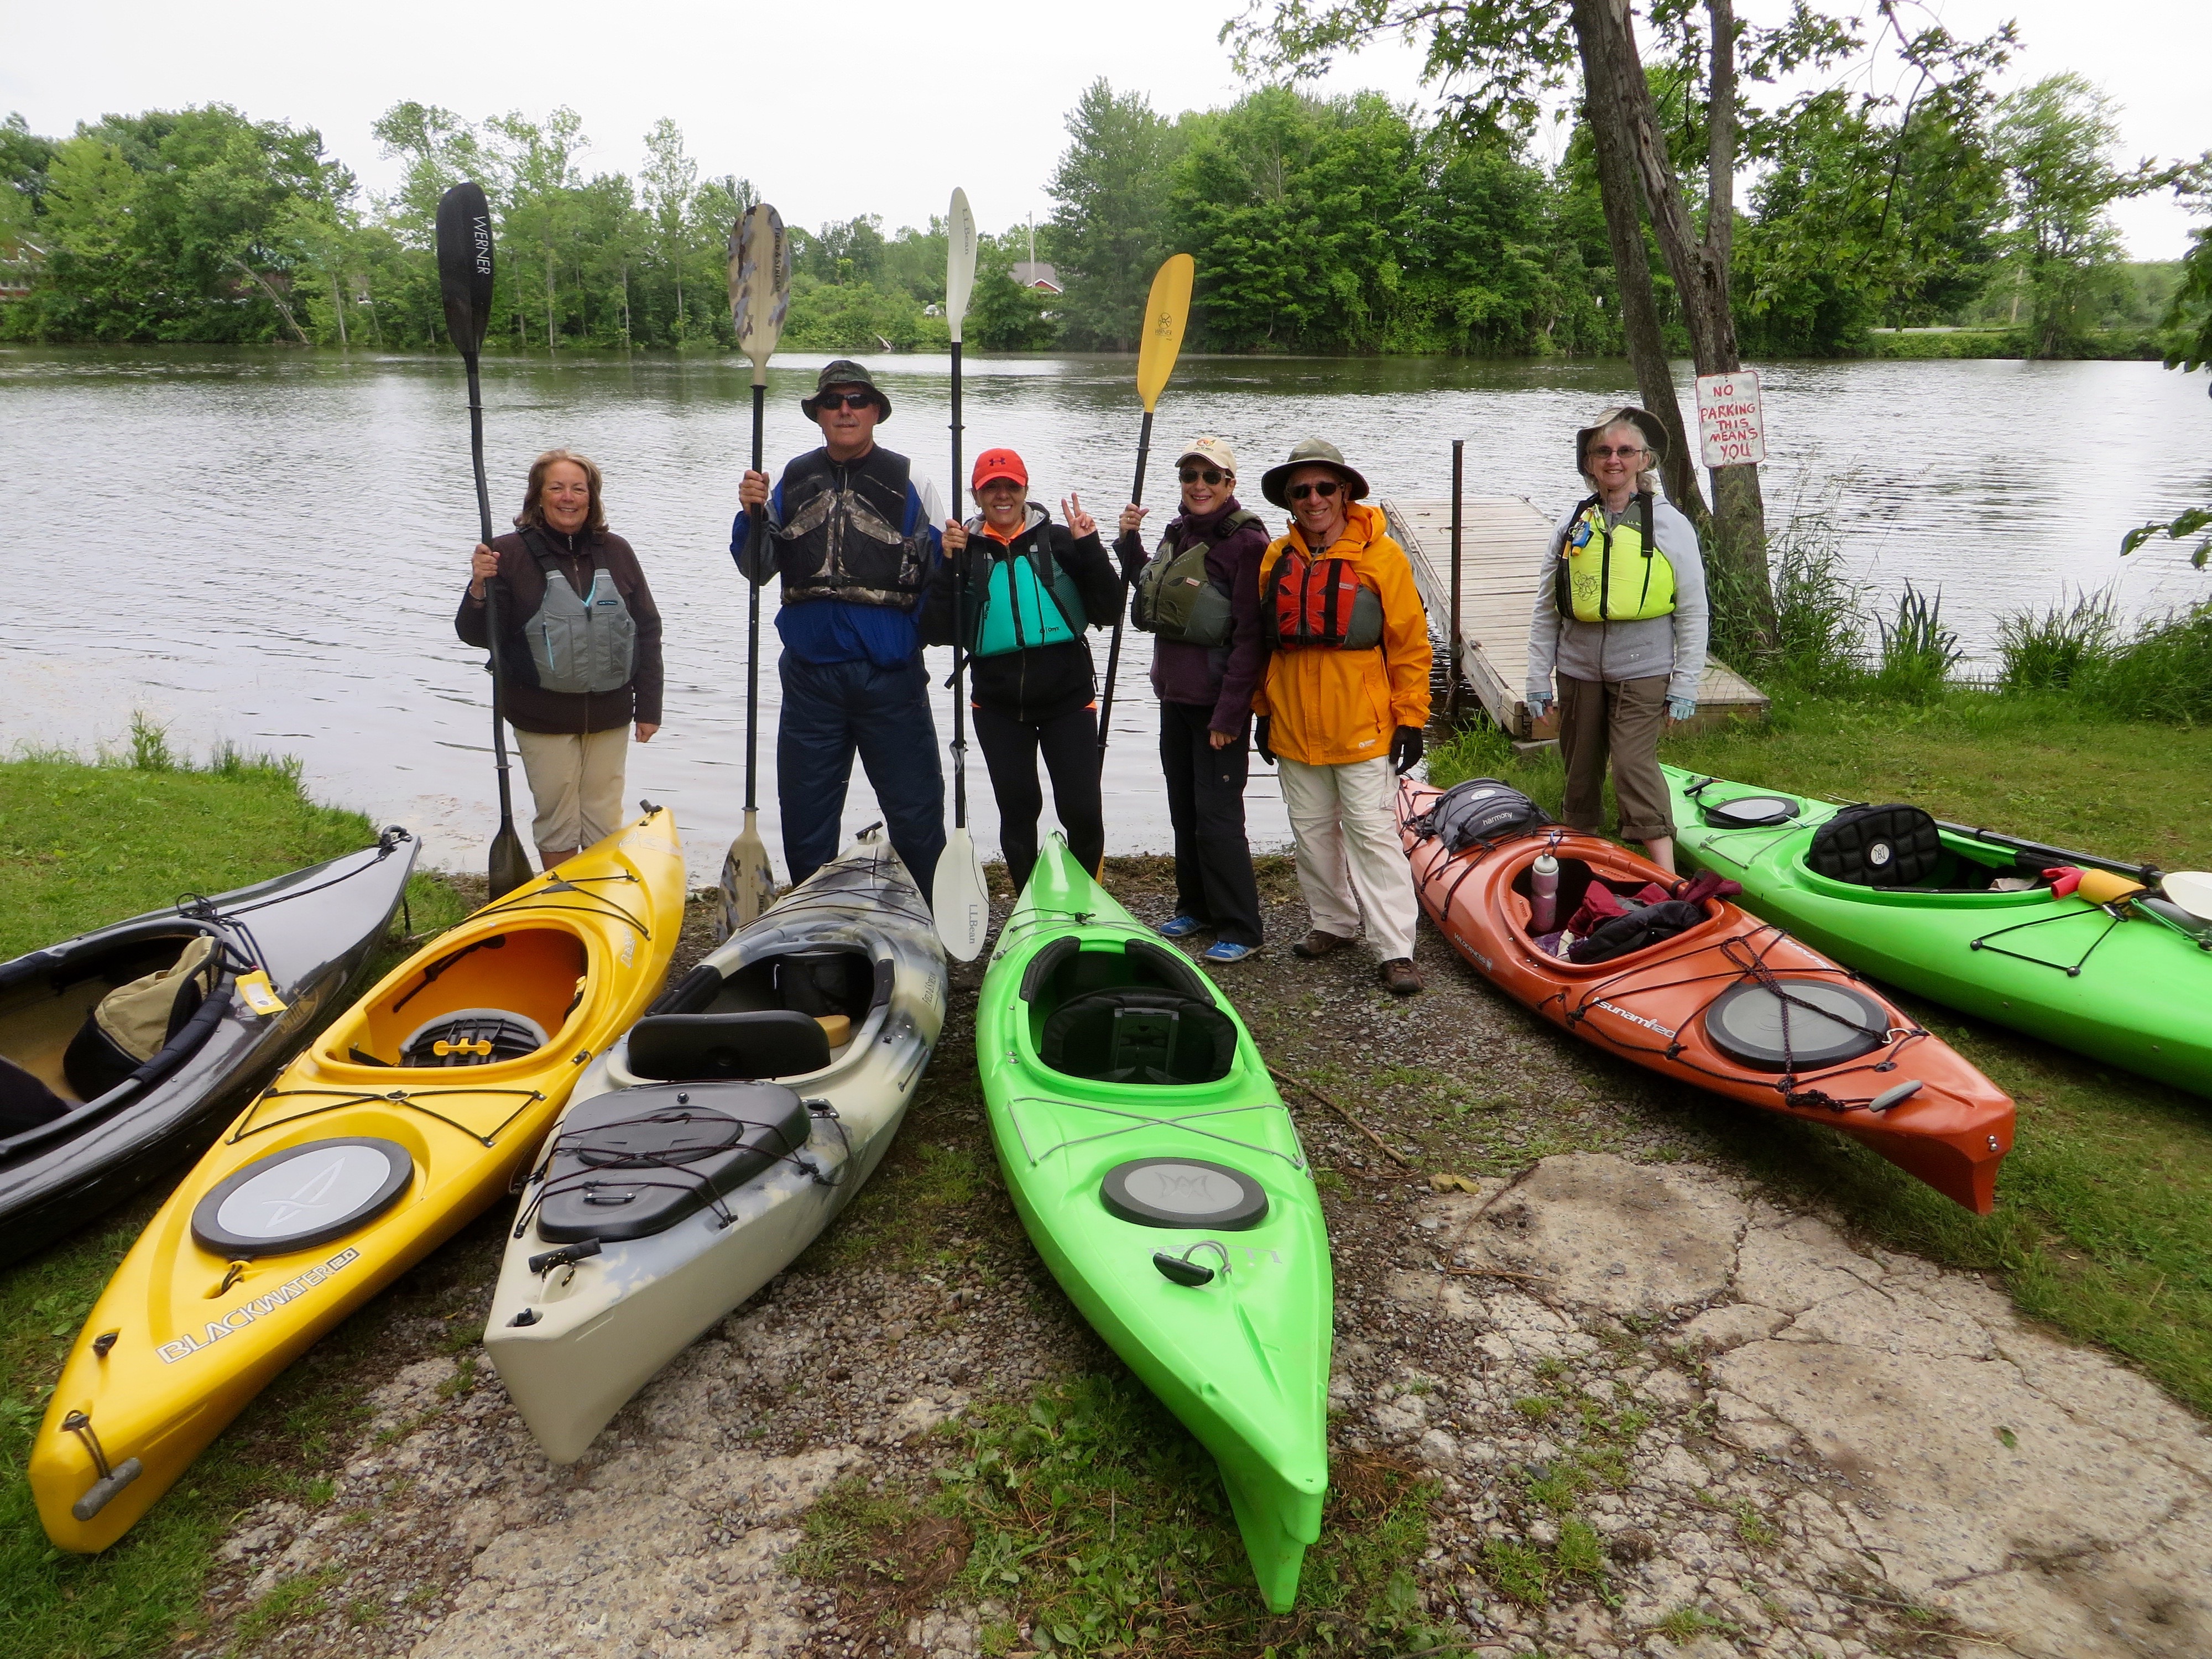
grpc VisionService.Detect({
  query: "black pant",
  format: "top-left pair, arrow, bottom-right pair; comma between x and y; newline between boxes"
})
972,702 -> 1104,893
1159,701 -> 1264,947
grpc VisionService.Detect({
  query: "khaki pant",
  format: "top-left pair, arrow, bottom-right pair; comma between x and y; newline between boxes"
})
512,726 -> 629,854
1277,755 -> 1418,959
1558,674 -> 1673,842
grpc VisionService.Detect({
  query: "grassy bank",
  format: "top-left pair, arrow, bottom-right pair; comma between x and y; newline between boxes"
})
1863,326 -> 2168,360
0,737 -> 462,1659
1430,686 -> 2212,1416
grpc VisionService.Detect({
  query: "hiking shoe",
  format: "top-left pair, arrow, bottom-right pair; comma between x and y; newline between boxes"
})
1379,958 -> 1424,996
1156,914 -> 1206,940
1201,940 -> 1257,964
1291,930 -> 1350,959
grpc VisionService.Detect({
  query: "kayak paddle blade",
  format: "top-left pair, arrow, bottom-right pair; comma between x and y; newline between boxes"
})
434,182 -> 495,357
489,822 -> 533,900
729,204 -> 791,379
2162,870 -> 2212,924
946,187 -> 978,343
933,830 -> 989,962
1135,253 -> 1195,413
718,811 -> 779,941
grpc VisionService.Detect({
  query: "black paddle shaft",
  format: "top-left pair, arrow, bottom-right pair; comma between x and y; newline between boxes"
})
746,380 -> 765,815
950,338 -> 968,828
1095,408 -> 1152,766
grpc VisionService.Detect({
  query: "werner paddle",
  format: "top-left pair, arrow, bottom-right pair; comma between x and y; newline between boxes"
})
1096,252 -> 1196,773
931,186 -> 989,963
715,203 -> 794,942
436,181 -> 533,901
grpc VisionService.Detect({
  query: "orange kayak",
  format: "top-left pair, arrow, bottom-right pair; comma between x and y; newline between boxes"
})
1397,780 -> 2013,1213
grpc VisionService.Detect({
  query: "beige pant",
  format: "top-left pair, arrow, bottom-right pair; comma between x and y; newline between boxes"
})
512,726 -> 628,853
1277,755 -> 1418,959
1557,674 -> 1673,842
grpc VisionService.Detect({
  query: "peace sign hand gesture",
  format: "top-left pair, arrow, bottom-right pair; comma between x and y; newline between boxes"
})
1062,493 -> 1097,541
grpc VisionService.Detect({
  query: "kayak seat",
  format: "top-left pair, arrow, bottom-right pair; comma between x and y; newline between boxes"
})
628,1010 -> 832,1082
533,1081 -> 814,1244
0,1054 -> 70,1133
1039,987 -> 1237,1086
1019,937 -> 1213,1006
658,947 -> 886,1022
63,935 -> 221,1100
1807,805 -> 1943,888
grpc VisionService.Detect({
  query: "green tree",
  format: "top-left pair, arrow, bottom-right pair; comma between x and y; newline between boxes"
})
639,118 -> 697,341
484,106 -> 586,350
968,234 -> 1057,350
1045,81 -> 1183,348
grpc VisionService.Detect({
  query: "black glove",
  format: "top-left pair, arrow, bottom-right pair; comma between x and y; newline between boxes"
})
1390,724 -> 1425,774
1254,716 -> 1275,767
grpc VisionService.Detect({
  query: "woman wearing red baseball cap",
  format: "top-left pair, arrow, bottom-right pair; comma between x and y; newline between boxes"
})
920,448 -> 1125,889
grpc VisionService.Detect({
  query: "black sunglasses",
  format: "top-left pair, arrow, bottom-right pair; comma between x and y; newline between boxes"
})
1288,479 -> 1340,500
1179,466 -> 1229,487
815,390 -> 878,413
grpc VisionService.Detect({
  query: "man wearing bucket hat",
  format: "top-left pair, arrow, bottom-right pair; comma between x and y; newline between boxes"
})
922,446 -> 1122,891
733,359 -> 948,887
1526,405 -> 1708,873
1114,435 -> 1271,964
1251,438 -> 1432,995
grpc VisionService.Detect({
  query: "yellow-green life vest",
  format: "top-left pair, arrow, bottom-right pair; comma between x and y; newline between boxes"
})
1554,492 -> 1676,623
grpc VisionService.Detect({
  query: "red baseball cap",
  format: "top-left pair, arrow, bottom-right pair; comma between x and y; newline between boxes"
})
971,447 -> 1028,491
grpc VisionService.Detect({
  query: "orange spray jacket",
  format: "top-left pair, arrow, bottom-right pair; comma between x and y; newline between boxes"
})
1251,502 -> 1432,767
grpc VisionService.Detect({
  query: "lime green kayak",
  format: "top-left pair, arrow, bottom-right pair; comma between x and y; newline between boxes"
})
1662,765 -> 2212,1097
976,836 -> 1331,1611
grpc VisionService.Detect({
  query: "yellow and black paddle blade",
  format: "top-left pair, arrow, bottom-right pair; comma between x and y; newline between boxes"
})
1135,253 -> 1195,414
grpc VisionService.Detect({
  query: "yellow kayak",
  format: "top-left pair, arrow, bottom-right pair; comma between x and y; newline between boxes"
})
30,808 -> 686,1551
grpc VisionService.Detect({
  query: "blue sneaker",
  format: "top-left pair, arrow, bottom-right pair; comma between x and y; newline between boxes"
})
1157,914 -> 1206,940
1201,940 -> 1257,964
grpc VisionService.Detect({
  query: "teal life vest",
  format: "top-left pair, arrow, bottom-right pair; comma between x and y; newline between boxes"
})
964,509 -> 1086,658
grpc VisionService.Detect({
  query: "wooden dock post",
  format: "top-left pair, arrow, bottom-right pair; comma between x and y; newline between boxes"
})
1448,440 -> 1464,723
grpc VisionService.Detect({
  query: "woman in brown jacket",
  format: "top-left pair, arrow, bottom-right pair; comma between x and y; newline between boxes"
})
455,449 -> 664,872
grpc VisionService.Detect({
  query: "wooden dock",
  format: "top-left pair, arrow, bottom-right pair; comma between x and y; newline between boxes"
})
1381,495 -> 1770,741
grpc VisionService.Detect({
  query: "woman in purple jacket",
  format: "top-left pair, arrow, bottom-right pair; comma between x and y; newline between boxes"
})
1115,436 -> 1271,963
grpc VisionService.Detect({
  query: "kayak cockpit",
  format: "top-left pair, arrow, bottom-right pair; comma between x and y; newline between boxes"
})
1020,937 -> 1238,1087
650,943 -> 889,1065
315,926 -> 587,1072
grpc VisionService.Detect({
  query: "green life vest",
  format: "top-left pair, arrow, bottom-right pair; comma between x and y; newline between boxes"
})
1131,510 -> 1261,646
964,512 -> 1086,658
1554,492 -> 1676,624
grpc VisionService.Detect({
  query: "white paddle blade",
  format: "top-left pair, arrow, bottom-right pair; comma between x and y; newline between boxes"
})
731,204 -> 791,369
945,187 -> 978,343
932,829 -> 989,961
2164,870 -> 2212,924
716,814 -> 779,942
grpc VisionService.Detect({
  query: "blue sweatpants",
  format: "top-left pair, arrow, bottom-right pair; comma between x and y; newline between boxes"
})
776,653 -> 946,888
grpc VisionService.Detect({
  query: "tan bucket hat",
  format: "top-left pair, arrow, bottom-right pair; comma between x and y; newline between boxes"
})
1575,405 -> 1668,477
1261,437 -> 1369,508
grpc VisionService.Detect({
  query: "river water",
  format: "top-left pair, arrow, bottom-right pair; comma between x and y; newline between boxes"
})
4,347 -> 2208,885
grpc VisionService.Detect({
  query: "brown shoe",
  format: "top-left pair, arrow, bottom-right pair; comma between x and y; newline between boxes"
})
1291,930 -> 1350,959
1379,958 -> 1424,996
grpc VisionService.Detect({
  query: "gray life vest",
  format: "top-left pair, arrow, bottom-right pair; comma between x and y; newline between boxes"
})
522,536 -> 637,696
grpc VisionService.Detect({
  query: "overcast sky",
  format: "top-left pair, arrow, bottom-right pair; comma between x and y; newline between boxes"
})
2,0 -> 2203,257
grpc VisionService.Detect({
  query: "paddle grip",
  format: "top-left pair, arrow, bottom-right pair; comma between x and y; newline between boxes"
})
1096,408 -> 1151,766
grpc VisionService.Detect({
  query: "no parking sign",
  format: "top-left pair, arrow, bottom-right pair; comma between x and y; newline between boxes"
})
1695,369 -> 1766,467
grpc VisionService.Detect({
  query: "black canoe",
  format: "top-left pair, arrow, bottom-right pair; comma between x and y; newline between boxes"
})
0,828 -> 419,1265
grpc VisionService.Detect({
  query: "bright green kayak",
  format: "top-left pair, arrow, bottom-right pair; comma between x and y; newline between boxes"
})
1662,765 -> 2212,1097
976,836 -> 1331,1612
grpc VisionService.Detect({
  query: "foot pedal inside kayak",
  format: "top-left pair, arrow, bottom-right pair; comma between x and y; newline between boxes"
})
1704,980 -> 1890,1072
400,1009 -> 547,1067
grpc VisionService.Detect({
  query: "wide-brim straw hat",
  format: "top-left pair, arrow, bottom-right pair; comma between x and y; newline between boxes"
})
1261,437 -> 1369,508
1575,406 -> 1667,476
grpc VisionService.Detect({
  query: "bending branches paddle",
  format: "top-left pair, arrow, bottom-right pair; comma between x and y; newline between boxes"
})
435,181 -> 532,901
1097,253 -> 1194,773
717,202 -> 792,941
932,186 -> 988,962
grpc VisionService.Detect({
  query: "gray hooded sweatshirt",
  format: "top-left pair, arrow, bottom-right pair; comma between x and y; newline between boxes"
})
1526,495 -> 1709,703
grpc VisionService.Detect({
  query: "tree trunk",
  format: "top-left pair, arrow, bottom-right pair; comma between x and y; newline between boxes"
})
1585,0 -> 1776,650
231,258 -> 310,345
330,271 -> 348,348
546,247 -> 557,353
1569,1 -> 1710,527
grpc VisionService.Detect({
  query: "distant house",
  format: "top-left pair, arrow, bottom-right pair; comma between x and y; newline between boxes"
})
0,233 -> 45,301
1010,262 -> 1062,295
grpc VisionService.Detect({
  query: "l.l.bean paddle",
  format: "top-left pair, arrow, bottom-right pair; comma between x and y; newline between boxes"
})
1096,252 -> 1196,773
932,186 -> 989,962
435,181 -> 533,900
716,202 -> 792,941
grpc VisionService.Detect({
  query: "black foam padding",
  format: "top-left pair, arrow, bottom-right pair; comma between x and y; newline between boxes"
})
1702,795 -> 1799,829
1704,979 -> 1890,1072
0,1055 -> 69,1132
1040,987 -> 1237,1085
191,1138 -> 415,1256
62,1017 -> 139,1101
534,1082 -> 812,1244
1102,1157 -> 1268,1230
627,1010 -> 831,1081
1019,937 -> 1082,1002
1807,804 -> 1943,887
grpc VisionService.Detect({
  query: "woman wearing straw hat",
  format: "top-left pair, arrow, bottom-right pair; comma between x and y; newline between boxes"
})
1526,406 -> 1709,873
1251,438 -> 1432,996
